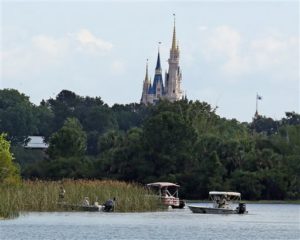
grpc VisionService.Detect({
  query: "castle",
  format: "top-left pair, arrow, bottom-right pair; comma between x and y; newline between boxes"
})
140,20 -> 183,104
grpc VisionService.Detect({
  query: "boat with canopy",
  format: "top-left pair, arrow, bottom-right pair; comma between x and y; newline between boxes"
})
146,182 -> 185,208
188,191 -> 247,214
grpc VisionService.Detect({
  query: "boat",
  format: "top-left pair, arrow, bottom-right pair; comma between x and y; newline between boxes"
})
58,197 -> 116,212
146,182 -> 185,209
188,191 -> 247,214
58,202 -> 104,212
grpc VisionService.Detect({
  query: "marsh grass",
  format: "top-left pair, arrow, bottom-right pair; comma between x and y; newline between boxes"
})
0,180 -> 159,218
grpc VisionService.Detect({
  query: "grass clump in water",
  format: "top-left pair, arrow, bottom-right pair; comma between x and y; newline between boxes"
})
0,180 -> 160,218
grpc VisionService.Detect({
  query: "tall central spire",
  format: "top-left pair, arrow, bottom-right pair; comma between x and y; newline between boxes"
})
155,42 -> 162,74
171,14 -> 177,51
155,51 -> 161,70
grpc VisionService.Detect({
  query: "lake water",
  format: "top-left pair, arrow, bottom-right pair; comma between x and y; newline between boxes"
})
0,204 -> 299,240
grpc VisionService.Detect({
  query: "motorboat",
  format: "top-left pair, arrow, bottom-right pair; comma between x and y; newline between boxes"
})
58,197 -> 116,212
146,182 -> 185,209
188,191 -> 247,214
58,201 -> 104,212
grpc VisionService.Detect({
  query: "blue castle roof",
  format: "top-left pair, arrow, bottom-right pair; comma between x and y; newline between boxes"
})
148,51 -> 164,95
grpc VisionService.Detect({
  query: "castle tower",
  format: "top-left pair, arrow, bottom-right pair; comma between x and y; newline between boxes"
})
151,49 -> 164,102
140,16 -> 183,104
141,60 -> 150,104
165,16 -> 182,101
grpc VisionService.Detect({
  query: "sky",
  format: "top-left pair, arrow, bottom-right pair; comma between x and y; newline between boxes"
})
1,0 -> 299,122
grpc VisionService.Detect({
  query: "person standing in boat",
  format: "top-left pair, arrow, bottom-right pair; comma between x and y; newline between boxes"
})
103,197 -> 116,212
219,196 -> 226,208
163,189 -> 168,197
58,186 -> 65,202
82,197 -> 90,206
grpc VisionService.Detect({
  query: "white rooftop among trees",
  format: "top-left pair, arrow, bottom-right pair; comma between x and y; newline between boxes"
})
24,136 -> 48,149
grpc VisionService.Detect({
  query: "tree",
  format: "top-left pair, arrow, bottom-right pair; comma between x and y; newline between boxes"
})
250,116 -> 278,135
34,102 -> 55,139
48,118 -> 87,158
143,111 -> 197,178
46,90 -> 82,131
0,134 -> 20,184
112,103 -> 150,131
0,89 -> 37,143
283,112 -> 300,125
230,170 -> 263,200
80,105 -> 117,134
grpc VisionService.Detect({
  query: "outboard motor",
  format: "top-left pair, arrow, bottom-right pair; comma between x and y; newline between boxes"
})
179,200 -> 186,209
238,203 -> 246,214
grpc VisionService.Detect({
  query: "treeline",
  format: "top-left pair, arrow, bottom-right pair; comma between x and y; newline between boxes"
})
0,89 -> 299,200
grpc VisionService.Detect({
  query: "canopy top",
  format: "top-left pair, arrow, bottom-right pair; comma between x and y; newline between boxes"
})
209,191 -> 241,197
147,182 -> 180,188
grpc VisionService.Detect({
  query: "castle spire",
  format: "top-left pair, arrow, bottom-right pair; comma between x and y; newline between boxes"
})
145,59 -> 149,82
171,14 -> 177,51
155,42 -> 162,70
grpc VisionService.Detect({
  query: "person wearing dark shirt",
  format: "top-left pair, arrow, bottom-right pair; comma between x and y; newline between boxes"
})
103,197 -> 116,212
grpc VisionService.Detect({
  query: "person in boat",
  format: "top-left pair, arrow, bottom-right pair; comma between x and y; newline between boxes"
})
82,197 -> 90,206
218,196 -> 226,208
58,186 -> 65,202
162,189 -> 169,197
163,188 -> 173,197
103,197 -> 116,212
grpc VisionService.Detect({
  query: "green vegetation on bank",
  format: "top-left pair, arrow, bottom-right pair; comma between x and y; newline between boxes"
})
0,89 -> 299,201
0,180 -> 159,218
0,133 -> 20,185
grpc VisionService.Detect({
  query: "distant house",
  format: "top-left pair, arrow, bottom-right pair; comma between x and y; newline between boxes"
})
24,136 -> 49,149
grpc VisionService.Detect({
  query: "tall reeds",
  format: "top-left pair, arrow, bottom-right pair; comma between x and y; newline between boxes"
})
0,180 -> 159,218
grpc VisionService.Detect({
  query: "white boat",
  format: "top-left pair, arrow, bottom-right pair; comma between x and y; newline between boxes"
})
188,191 -> 247,214
146,182 -> 185,208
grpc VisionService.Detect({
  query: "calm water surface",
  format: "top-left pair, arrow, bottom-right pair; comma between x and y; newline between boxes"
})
0,204 -> 299,240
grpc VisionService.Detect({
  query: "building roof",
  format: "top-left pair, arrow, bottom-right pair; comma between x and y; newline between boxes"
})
24,136 -> 48,149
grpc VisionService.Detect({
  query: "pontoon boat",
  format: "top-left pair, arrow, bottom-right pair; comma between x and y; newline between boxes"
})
146,182 -> 185,209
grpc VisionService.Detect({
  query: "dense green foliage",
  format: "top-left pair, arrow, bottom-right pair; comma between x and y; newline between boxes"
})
0,89 -> 299,200
48,118 -> 87,158
0,134 -> 20,184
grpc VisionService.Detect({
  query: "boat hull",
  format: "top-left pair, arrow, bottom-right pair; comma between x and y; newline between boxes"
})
188,205 -> 239,214
58,202 -> 103,212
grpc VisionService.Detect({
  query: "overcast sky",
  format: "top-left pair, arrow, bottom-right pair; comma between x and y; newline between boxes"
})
1,1 -> 299,122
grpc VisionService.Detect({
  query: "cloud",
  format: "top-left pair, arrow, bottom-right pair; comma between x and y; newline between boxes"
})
2,35 -> 69,78
76,29 -> 113,55
209,26 -> 241,58
250,36 -> 296,69
110,60 -> 126,75
201,25 -> 299,79
32,35 -> 69,57
1,29 -> 114,78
